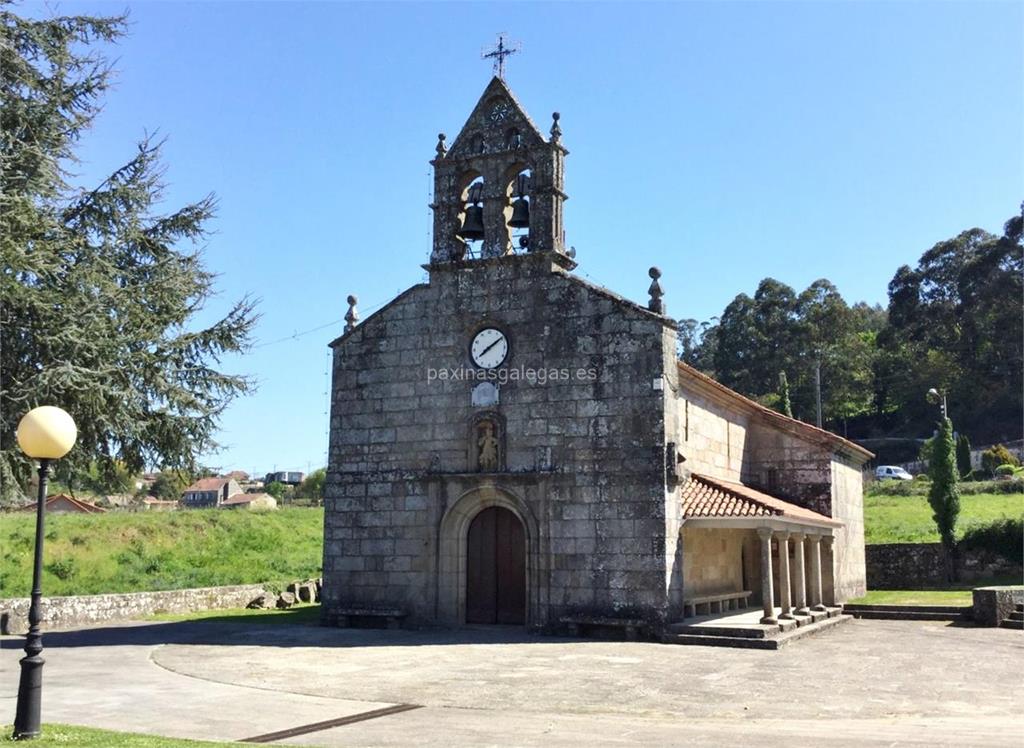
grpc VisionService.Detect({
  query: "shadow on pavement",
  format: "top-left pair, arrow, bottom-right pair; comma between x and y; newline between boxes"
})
1,616 -> 584,651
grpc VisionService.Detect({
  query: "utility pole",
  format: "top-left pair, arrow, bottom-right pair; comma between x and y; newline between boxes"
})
814,358 -> 823,429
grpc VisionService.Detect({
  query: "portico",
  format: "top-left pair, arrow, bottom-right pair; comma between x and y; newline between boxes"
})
679,474 -> 841,628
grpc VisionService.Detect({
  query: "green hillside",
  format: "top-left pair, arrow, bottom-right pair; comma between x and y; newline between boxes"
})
0,507 -> 323,598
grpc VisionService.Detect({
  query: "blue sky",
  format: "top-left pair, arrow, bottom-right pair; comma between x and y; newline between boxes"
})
26,1 -> 1023,476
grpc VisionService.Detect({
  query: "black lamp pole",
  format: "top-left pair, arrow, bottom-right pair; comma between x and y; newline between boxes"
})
13,458 -> 51,740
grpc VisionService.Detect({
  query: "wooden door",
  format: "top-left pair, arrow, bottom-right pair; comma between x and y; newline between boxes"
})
466,506 -> 526,624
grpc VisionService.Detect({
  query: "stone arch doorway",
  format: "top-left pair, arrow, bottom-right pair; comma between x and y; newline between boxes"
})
437,485 -> 539,627
466,506 -> 526,624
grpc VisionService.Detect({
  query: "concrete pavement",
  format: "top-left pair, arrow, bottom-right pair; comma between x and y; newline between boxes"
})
2,617 -> 1021,746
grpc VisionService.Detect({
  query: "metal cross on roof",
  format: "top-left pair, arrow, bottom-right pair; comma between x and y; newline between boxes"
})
482,34 -> 521,79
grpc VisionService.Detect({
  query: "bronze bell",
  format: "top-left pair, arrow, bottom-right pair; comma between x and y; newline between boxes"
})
508,197 -> 530,228
458,205 -> 485,241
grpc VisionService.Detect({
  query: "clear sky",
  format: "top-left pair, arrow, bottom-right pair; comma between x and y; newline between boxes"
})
25,1 -> 1023,476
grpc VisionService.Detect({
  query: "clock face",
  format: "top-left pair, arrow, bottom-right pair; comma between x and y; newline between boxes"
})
470,328 -> 509,369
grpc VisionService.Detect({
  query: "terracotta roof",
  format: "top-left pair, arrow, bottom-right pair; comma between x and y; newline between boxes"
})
676,361 -> 873,461
20,494 -> 107,514
681,473 -> 840,526
184,477 -> 230,492
221,492 -> 274,506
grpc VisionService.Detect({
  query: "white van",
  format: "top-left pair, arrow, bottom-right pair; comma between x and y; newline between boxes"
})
875,465 -> 914,481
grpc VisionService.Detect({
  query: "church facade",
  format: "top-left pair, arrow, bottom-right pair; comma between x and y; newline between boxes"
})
321,77 -> 871,634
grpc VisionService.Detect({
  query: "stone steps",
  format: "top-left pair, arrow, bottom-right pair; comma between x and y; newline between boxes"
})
665,612 -> 851,650
999,606 -> 1024,629
842,604 -> 972,622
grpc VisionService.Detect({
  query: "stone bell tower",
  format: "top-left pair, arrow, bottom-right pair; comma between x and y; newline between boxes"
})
430,76 -> 568,263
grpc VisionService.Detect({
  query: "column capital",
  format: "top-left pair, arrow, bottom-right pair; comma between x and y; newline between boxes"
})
821,535 -> 835,548
791,531 -> 806,541
777,530 -> 791,541
757,527 -> 774,540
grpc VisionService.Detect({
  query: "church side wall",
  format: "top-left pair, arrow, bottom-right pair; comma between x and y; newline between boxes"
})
831,458 -> 867,601
672,385 -> 749,482
322,257 -> 673,629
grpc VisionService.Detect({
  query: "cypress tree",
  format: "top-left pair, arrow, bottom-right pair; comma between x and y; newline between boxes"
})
778,371 -> 793,418
955,434 -> 972,479
928,418 -> 961,580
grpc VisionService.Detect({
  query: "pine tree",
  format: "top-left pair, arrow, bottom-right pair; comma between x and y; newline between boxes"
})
927,418 -> 961,580
955,434 -> 972,478
1,8 -> 258,502
777,371 -> 793,418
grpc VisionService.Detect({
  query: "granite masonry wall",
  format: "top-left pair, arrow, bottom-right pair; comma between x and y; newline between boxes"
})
866,543 -> 1022,589
0,584 -> 266,635
323,253 -> 676,629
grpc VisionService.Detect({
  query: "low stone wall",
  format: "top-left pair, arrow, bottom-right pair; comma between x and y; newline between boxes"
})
971,586 -> 1024,627
0,584 -> 266,635
866,543 -> 1022,589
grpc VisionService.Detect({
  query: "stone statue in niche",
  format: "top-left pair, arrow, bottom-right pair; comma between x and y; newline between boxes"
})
477,421 -> 500,471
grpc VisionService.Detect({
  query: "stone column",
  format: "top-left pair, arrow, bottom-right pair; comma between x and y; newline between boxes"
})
757,528 -> 777,625
809,534 -> 825,611
793,532 -> 809,615
778,531 -> 794,620
821,535 -> 836,606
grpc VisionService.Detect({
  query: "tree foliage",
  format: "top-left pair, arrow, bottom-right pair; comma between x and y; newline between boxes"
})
955,434 -> 972,478
296,468 -> 326,503
0,7 -> 258,503
680,208 -> 1022,446
927,417 -> 960,575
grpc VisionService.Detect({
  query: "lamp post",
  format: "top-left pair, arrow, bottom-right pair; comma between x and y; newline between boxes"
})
12,406 -> 77,741
926,388 -> 948,419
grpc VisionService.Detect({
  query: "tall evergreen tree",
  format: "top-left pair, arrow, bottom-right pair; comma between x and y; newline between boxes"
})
0,7 -> 258,502
777,371 -> 793,418
928,418 -> 961,580
955,434 -> 972,478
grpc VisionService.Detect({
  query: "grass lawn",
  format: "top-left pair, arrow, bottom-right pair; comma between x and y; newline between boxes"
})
148,603 -> 321,626
0,507 -> 323,598
847,585 -> 1019,606
0,724 -> 235,747
864,491 -> 1023,544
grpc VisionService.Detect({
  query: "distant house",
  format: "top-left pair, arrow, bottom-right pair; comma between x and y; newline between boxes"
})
221,493 -> 278,511
20,494 -> 106,515
180,477 -> 242,508
224,470 -> 250,482
264,471 -> 304,486
140,497 -> 178,512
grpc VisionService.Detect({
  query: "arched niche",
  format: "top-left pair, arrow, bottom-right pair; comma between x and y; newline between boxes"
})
454,171 -> 485,257
502,163 -> 531,254
468,411 -> 505,472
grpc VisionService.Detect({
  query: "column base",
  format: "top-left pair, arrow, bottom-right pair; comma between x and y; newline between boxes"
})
811,604 -> 828,612
759,615 -> 778,625
796,606 -> 811,616
779,612 -> 796,620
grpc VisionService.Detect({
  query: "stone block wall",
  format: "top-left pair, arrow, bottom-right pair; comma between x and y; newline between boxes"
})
830,458 -> 867,601
323,253 -> 676,628
866,543 -> 1023,589
0,584 -> 266,635
672,383 -> 749,482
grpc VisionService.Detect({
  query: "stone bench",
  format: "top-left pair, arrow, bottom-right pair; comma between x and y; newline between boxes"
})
332,607 -> 406,630
683,590 -> 752,618
560,615 -> 647,641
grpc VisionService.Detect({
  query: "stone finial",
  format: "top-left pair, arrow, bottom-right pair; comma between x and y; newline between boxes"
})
648,267 -> 664,314
550,111 -> 562,143
435,132 -> 447,158
344,294 -> 359,333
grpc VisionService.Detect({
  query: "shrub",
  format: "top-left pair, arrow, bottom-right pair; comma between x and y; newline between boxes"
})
995,464 -> 1016,477
46,558 -> 77,581
960,518 -> 1024,563
982,445 -> 1020,475
913,473 -> 930,482
959,478 -> 1024,495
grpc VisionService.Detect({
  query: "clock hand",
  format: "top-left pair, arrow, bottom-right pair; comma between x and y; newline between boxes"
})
479,338 -> 504,357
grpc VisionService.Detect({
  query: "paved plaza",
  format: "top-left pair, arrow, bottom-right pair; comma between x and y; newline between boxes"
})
1,617 -> 1021,746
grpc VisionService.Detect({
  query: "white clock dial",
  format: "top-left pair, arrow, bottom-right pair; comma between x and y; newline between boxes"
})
470,328 -> 509,369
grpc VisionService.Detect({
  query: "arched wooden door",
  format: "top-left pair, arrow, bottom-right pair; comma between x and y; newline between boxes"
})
466,506 -> 526,624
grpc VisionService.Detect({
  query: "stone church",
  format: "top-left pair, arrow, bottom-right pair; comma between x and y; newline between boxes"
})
322,75 -> 871,636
